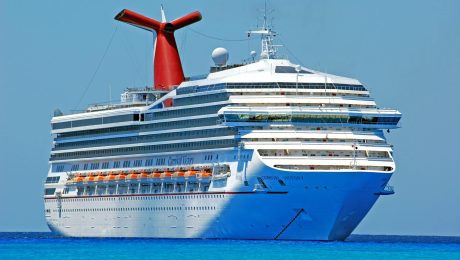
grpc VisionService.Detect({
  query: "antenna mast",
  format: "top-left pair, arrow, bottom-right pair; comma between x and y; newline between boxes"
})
247,2 -> 280,59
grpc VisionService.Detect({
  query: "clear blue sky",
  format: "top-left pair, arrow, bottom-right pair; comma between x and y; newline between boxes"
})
0,0 -> 459,235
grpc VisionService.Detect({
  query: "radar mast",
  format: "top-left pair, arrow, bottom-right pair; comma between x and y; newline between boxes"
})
247,2 -> 280,59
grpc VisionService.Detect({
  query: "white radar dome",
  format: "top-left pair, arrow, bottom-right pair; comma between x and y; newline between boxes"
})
212,47 -> 229,67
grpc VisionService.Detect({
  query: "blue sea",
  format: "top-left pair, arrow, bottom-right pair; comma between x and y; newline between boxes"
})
0,233 -> 459,259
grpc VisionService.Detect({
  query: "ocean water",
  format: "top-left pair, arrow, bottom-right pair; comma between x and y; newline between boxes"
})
0,233 -> 459,259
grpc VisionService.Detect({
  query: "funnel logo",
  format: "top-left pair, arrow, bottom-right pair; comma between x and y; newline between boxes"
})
115,7 -> 202,90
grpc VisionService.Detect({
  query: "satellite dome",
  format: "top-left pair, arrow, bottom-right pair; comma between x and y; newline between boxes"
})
212,47 -> 229,67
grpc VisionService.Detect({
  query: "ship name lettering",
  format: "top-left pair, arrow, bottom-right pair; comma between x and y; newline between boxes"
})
261,176 -> 279,180
168,156 -> 194,166
283,176 -> 303,180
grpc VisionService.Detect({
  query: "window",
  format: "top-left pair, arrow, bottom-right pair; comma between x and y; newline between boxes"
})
101,162 -> 110,169
45,176 -> 60,184
122,161 -> 131,168
134,160 -> 143,167
44,188 -> 56,195
275,66 -> 312,74
55,165 -> 65,172
113,161 -> 120,168
145,159 -> 153,166
90,162 -> 100,170
71,164 -> 80,171
83,163 -> 89,170
155,158 -> 165,166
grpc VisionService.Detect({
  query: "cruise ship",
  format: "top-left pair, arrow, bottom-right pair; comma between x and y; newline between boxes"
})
44,7 -> 401,241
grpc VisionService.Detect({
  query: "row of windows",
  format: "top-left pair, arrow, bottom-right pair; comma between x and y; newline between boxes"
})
50,139 -> 239,161
235,102 -> 373,109
76,182 -> 211,195
176,82 -> 367,95
53,205 -> 217,213
56,117 -> 219,141
52,114 -> 136,130
177,83 -> 226,95
174,92 -> 230,107
149,105 -> 224,121
60,158 -> 160,173
139,117 -> 220,131
57,125 -> 138,139
275,66 -> 312,74
61,153 -> 231,174
258,149 -> 390,158
228,91 -> 368,98
222,114 -> 400,125
71,161 -> 115,171
53,128 -> 236,151
45,194 -> 226,202
274,164 -> 392,172
246,137 -> 383,144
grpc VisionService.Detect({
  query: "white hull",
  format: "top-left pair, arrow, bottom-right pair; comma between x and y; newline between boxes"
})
45,153 -> 391,240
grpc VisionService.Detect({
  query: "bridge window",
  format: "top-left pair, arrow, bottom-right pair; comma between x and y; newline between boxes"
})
45,176 -> 60,184
44,188 -> 56,195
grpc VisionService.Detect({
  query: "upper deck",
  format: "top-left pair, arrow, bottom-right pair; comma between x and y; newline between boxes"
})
50,58 -> 400,134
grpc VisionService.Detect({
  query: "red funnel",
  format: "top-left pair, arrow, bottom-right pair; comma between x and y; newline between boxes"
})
115,9 -> 202,90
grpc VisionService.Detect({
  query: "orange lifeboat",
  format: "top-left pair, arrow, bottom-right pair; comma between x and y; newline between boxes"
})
186,168 -> 197,178
201,172 -> 212,178
84,174 -> 95,182
139,171 -> 149,179
152,170 -> 162,178
127,172 -> 138,180
95,173 -> 105,182
176,169 -> 186,178
162,170 -> 173,178
116,173 -> 127,181
105,173 -> 117,181
73,174 -> 84,182
199,169 -> 212,178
